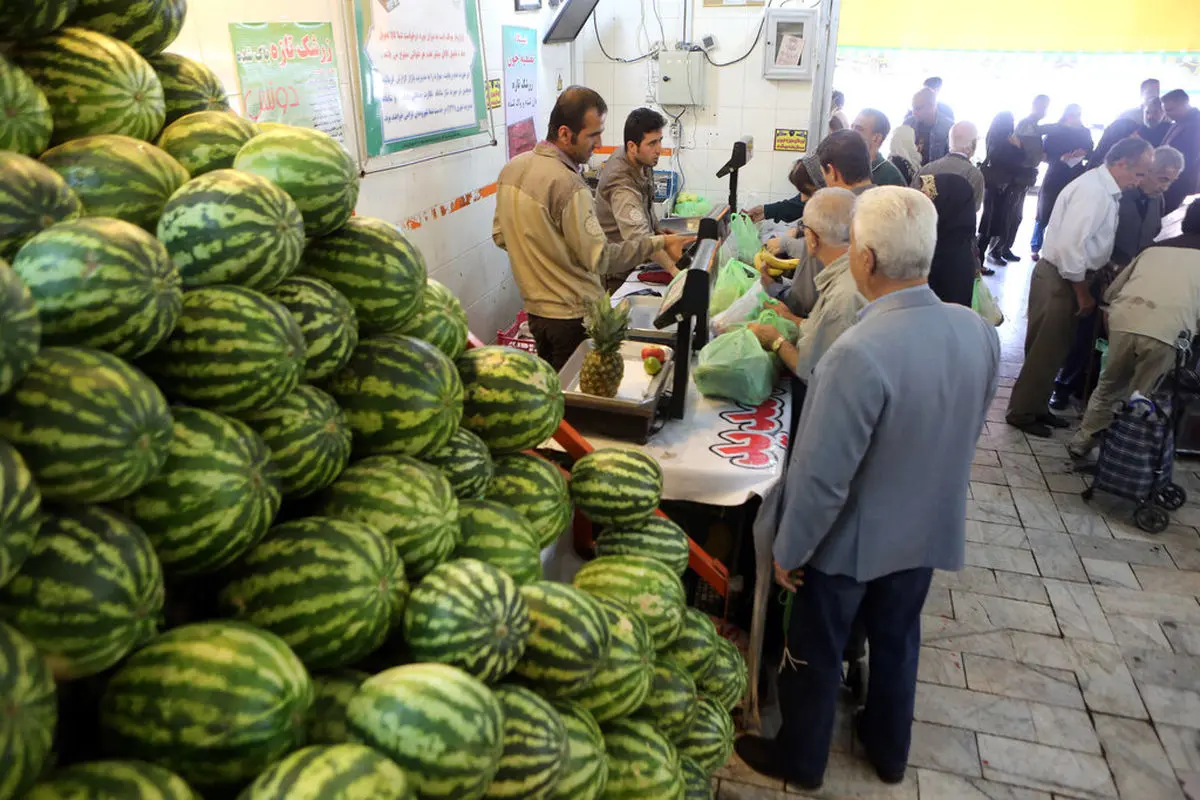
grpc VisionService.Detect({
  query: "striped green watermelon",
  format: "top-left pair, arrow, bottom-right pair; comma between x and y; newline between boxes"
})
68,0 -> 186,56
402,558 -> 529,682
0,55 -> 52,156
549,701 -> 607,800
0,620 -> 57,800
0,439 -> 40,590
455,499 -> 542,585
0,347 -> 173,503
457,346 -> 564,454
24,760 -> 200,800
119,406 -> 280,575
570,596 -> 654,723
400,279 -> 468,359
0,0 -> 79,39
138,285 -> 306,413
326,335 -> 463,458
240,744 -> 412,800
321,454 -> 459,579
99,621 -> 313,789
698,636 -> 747,711
299,216 -> 424,331
601,718 -> 684,800
219,517 -> 408,669
676,696 -> 733,775
513,581 -> 610,698
425,427 -> 493,500
15,28 -> 165,143
488,685 -> 568,799
148,53 -> 230,126
572,555 -> 686,650
0,505 -> 162,679
679,756 -> 711,800
156,110 -> 257,176
158,169 -> 304,290
0,151 -> 82,260
239,384 -> 351,499
486,453 -> 572,549
659,608 -> 718,686
596,515 -> 689,577
571,449 -> 662,525
235,127 -> 358,238
0,262 -> 42,397
634,659 -> 698,742
40,134 -> 189,231
267,276 -> 358,382
347,663 -> 504,800
13,217 -> 182,358
307,670 -> 369,746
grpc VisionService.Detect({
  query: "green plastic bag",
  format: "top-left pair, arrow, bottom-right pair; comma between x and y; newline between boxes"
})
674,198 -> 711,217
972,276 -> 1004,326
757,308 -> 799,342
729,212 -> 761,263
709,258 -> 758,316
693,328 -> 776,406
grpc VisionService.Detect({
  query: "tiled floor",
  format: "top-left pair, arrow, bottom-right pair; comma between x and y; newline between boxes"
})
715,214 -> 1200,799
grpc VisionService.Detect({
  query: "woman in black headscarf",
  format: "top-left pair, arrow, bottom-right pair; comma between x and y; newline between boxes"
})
918,172 -> 979,307
978,112 -> 1026,268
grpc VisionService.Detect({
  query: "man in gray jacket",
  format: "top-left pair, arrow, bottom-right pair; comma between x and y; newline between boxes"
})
735,187 -> 1000,790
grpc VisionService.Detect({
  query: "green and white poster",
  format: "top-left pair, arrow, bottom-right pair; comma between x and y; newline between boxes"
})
230,22 -> 346,144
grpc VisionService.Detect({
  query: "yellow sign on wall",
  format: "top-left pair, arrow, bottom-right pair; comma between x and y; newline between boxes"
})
486,79 -> 502,110
773,128 -> 808,153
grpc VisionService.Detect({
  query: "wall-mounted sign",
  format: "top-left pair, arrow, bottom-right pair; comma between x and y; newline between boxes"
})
486,78 -> 502,110
773,128 -> 808,152
502,26 -> 539,159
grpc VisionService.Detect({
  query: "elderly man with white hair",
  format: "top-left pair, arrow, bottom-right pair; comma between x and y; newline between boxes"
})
913,120 -> 985,213
736,187 -> 1000,791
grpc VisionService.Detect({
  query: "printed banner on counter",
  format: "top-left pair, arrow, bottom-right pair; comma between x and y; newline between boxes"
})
229,22 -> 346,143
502,26 -> 538,159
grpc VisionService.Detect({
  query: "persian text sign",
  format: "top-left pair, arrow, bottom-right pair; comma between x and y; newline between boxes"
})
773,128 -> 808,152
502,26 -> 538,159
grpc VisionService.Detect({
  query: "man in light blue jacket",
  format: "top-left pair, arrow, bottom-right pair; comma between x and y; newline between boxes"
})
736,187 -> 1000,790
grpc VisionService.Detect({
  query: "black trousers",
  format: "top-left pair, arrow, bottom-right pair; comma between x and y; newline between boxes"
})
1054,278 -> 1107,401
527,314 -> 586,372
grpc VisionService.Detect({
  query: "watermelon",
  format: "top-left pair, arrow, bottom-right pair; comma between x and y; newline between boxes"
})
454,499 -> 542,585
219,517 -> 408,669
596,515 -> 689,577
156,110 -> 257,176
0,347 -> 172,503
68,0 -> 186,56
235,127 -> 358,238
486,453 -> 572,549
138,285 -> 306,414
402,558 -> 529,683
119,406 -> 280,575
39,134 -> 188,232
325,335 -> 463,458
148,53 -> 230,126
699,636 -> 747,711
659,608 -> 718,686
0,55 -> 52,156
239,384 -> 351,499
425,427 -> 493,501
0,620 -> 57,800
676,696 -> 733,775
239,744 -> 412,800
634,659 -> 698,742
298,216 -> 424,331
513,581 -> 610,698
0,151 -> 82,260
321,454 -> 459,580
307,670 -> 369,746
99,621 -> 313,789
0,261 -> 41,397
23,760 -> 199,800
571,449 -> 663,526
400,278 -> 468,359
0,440 -> 40,590
0,505 -> 162,680
267,276 -> 358,382
549,702 -> 607,800
15,28 -> 165,144
679,756 -> 711,800
572,555 -> 686,650
13,217 -> 182,358
457,346 -> 564,454
347,663 -> 504,800
601,719 -> 684,800
0,0 -> 79,39
157,169 -> 305,290
487,685 -> 568,799
569,596 -> 654,723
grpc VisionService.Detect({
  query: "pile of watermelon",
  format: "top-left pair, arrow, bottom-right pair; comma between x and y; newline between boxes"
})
0,2 -> 748,799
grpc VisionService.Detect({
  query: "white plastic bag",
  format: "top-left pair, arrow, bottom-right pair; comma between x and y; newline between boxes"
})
972,276 -> 1004,327
711,281 -> 767,333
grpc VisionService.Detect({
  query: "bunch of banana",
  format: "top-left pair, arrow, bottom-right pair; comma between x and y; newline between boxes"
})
754,248 -> 800,278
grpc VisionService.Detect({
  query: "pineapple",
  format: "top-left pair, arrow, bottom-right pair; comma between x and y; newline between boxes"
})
579,294 -> 630,397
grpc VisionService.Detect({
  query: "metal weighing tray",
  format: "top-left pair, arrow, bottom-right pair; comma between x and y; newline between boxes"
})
625,294 -> 676,345
559,340 -> 675,443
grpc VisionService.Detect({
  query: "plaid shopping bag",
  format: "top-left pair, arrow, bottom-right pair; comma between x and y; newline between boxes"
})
1090,395 -> 1175,502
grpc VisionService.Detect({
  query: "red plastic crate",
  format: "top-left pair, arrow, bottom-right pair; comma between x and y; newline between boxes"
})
496,310 -> 538,353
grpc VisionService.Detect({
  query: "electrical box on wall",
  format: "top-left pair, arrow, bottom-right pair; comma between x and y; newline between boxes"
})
657,51 -> 705,107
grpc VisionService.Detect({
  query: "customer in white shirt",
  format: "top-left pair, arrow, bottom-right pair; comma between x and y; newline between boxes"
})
1006,137 -> 1154,438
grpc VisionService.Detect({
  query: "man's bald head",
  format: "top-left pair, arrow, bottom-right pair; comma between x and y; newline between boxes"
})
949,121 -> 979,158
912,87 -> 937,125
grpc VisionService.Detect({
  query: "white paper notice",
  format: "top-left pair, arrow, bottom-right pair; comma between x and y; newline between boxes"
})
775,34 -> 804,67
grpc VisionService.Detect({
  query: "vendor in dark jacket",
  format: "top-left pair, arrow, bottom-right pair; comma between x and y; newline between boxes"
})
977,112 -> 1027,268
1031,105 -> 1093,261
